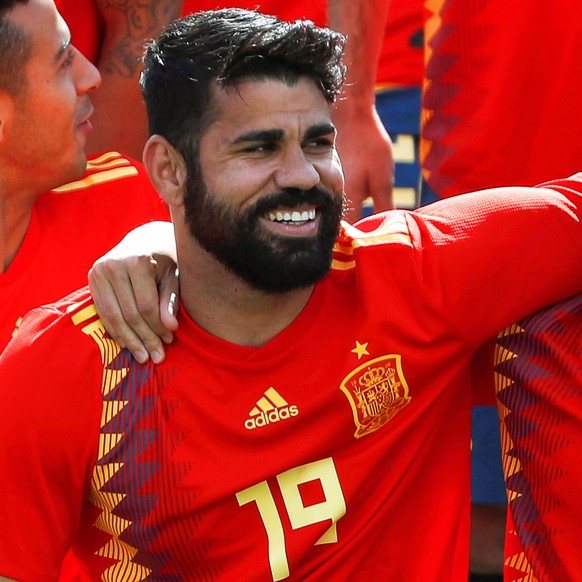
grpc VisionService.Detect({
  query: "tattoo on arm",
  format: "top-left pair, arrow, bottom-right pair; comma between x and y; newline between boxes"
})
96,0 -> 183,77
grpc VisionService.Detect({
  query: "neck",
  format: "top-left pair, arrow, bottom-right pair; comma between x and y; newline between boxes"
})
178,246 -> 315,347
0,191 -> 34,274
0,157 -> 80,273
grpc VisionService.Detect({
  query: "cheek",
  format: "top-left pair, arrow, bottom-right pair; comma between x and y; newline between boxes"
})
317,156 -> 345,194
29,97 -> 75,142
203,161 -> 273,206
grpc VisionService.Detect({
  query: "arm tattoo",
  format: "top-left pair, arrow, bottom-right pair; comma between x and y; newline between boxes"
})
96,0 -> 182,77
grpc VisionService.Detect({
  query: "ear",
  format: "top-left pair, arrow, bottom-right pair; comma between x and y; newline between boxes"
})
143,135 -> 187,207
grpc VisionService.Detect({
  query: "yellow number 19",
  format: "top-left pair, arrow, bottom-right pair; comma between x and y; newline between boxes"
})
236,457 -> 346,581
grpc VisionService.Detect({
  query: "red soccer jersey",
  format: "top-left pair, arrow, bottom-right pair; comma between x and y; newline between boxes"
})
421,0 -> 582,198
1,177 -> 581,581
376,0 -> 425,89
495,294 -> 582,582
0,151 -> 169,352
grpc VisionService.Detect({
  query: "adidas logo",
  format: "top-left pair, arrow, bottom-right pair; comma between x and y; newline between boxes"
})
245,387 -> 299,430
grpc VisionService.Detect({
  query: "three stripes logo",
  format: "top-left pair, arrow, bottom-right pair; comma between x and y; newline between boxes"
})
244,387 -> 299,430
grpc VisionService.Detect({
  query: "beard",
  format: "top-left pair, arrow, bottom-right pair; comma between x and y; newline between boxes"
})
183,171 -> 344,293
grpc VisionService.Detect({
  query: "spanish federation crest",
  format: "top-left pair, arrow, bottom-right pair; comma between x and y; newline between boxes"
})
340,355 -> 411,439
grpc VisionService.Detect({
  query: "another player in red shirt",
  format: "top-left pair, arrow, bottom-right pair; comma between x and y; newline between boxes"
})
421,0 -> 582,201
0,0 -> 176,363
0,151 -> 169,351
420,4 -> 582,575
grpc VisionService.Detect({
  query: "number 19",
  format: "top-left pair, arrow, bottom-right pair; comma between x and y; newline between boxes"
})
236,457 -> 346,581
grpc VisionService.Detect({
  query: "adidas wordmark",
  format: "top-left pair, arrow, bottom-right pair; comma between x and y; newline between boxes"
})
245,387 -> 299,430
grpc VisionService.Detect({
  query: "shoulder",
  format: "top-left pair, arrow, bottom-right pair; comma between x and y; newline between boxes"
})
49,152 -> 161,206
329,212 -> 422,288
0,287 -> 105,456
536,172 -> 582,199
331,211 -> 421,277
43,151 -> 168,221
3,287 -> 97,363
337,211 -> 414,250
51,151 -> 149,194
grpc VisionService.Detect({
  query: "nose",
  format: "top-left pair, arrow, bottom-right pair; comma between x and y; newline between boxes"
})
73,48 -> 101,95
274,145 -> 320,191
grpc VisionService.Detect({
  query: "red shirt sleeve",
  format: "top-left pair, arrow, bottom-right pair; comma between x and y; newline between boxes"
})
0,291 -> 102,580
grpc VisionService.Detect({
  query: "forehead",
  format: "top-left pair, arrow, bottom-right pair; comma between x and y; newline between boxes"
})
9,0 -> 69,65
207,77 -> 333,139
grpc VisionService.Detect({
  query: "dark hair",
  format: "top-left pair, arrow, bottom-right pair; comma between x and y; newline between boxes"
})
140,8 -> 346,164
0,0 -> 32,95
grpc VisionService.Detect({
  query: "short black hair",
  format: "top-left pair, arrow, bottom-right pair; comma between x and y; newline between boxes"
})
140,8 -> 346,162
0,0 -> 32,95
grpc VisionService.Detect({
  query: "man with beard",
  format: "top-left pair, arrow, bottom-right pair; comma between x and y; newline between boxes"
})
1,9 -> 582,581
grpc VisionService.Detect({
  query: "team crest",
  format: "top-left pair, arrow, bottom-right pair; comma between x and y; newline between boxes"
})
340,355 -> 411,439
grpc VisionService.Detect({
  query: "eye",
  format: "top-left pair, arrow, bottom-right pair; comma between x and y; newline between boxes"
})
304,136 -> 335,152
61,47 -> 75,69
242,142 -> 278,155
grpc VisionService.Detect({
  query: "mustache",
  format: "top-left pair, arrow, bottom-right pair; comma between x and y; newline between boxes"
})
251,187 -> 337,216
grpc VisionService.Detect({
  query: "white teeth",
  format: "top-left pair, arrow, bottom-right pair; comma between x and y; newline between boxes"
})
268,209 -> 316,223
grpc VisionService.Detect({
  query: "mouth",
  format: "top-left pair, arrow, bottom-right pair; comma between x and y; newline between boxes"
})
261,206 -> 320,237
76,102 -> 94,129
78,112 -> 93,126
267,208 -> 317,225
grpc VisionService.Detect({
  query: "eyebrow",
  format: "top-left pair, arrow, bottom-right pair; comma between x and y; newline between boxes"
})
234,128 -> 285,144
305,122 -> 336,140
234,123 -> 336,144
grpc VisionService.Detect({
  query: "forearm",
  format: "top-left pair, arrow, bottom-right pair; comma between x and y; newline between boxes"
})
327,0 -> 394,218
105,220 -> 177,261
89,220 -> 179,364
89,0 -> 184,158
328,0 -> 391,106
413,180 -> 582,343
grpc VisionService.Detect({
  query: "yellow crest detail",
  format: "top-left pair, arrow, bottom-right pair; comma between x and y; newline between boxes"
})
340,355 -> 411,439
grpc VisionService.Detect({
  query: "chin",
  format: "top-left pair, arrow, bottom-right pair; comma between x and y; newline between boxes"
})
56,154 -> 89,188
73,151 -> 89,176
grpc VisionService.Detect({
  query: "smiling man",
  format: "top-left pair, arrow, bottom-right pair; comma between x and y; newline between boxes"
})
175,76 -> 344,298
1,8 -> 582,581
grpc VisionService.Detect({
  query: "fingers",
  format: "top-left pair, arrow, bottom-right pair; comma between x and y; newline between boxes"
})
158,266 -> 180,332
342,150 -> 394,221
334,104 -> 394,221
368,170 -> 394,214
342,166 -> 374,222
129,257 -> 175,346
89,255 -> 170,364
89,261 -> 151,363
